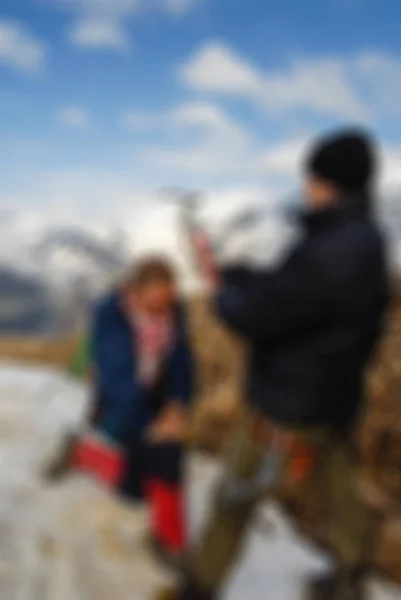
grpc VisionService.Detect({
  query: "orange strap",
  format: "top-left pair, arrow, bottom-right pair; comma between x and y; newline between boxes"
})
287,439 -> 317,483
250,417 -> 317,484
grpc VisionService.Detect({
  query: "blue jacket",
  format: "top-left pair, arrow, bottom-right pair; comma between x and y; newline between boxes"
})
91,292 -> 194,443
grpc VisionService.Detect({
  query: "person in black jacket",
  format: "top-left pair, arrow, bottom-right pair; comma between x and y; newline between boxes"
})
156,129 -> 389,600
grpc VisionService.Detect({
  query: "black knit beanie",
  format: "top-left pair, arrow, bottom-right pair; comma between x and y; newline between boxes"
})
306,129 -> 377,192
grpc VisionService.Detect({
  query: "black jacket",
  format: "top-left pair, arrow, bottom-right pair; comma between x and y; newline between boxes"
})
217,192 -> 389,427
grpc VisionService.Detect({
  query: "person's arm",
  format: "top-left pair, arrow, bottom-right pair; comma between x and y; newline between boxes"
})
147,308 -> 195,443
216,246 -> 333,343
166,309 -> 194,407
92,297 -> 143,442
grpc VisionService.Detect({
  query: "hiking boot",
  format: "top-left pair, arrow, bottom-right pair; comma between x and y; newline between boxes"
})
153,586 -> 181,600
308,570 -> 366,600
154,581 -> 215,600
42,432 -> 78,482
145,534 -> 185,573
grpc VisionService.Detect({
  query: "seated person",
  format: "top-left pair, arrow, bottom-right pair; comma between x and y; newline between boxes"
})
46,257 -> 194,565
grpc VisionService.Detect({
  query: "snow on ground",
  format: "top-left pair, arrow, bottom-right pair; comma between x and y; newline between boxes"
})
0,362 -> 399,600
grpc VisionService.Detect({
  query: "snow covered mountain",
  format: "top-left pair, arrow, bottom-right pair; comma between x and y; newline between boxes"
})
0,190 -> 204,334
0,268 -> 56,334
0,209 -> 132,334
1,184 -> 400,335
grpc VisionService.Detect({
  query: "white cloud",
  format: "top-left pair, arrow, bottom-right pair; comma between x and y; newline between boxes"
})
57,106 -> 91,128
122,102 -> 245,134
125,102 -> 315,182
162,0 -> 201,16
142,101 -> 256,176
1,168 -> 142,227
179,43 -> 264,96
380,146 -> 401,188
129,101 -> 314,181
121,110 -> 166,130
353,51 -> 401,116
54,0 -> 140,19
55,0 -> 201,50
259,138 -> 312,176
0,19 -> 47,74
263,58 -> 367,118
134,101 -> 401,189
179,42 -> 371,119
54,0 -> 140,50
171,102 -> 250,143
180,43 -> 401,121
69,18 -> 130,50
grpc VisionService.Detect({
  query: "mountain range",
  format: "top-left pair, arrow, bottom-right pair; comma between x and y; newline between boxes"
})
1,185 -> 400,335
0,208 -> 131,334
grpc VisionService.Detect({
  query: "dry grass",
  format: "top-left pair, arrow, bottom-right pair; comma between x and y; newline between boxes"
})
0,337 -> 79,368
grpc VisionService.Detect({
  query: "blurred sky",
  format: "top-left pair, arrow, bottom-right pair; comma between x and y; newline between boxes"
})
1,0 -> 401,230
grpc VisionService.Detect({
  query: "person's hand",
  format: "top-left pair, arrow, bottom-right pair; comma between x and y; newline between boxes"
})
191,230 -> 220,288
146,403 -> 187,444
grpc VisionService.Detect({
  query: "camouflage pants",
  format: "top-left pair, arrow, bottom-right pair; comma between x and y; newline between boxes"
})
190,409 -> 374,592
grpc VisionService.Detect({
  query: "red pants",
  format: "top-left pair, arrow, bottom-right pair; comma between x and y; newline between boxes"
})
119,440 -> 187,554
146,478 -> 186,553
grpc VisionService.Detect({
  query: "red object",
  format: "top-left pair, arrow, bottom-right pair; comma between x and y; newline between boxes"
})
72,433 -> 125,488
287,440 -> 316,483
146,479 -> 187,553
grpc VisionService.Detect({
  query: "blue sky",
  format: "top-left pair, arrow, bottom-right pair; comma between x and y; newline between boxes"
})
1,0 -> 401,227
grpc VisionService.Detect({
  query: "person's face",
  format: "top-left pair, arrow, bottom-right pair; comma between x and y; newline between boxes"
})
125,280 -> 177,316
304,176 -> 338,210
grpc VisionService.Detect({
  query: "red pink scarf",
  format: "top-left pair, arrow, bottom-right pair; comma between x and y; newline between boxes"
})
133,311 -> 175,388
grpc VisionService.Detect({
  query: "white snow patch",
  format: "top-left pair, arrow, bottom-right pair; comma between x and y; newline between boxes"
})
0,362 -> 398,599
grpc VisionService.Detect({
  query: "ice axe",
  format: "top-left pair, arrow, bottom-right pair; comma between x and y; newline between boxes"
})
158,187 -> 210,278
